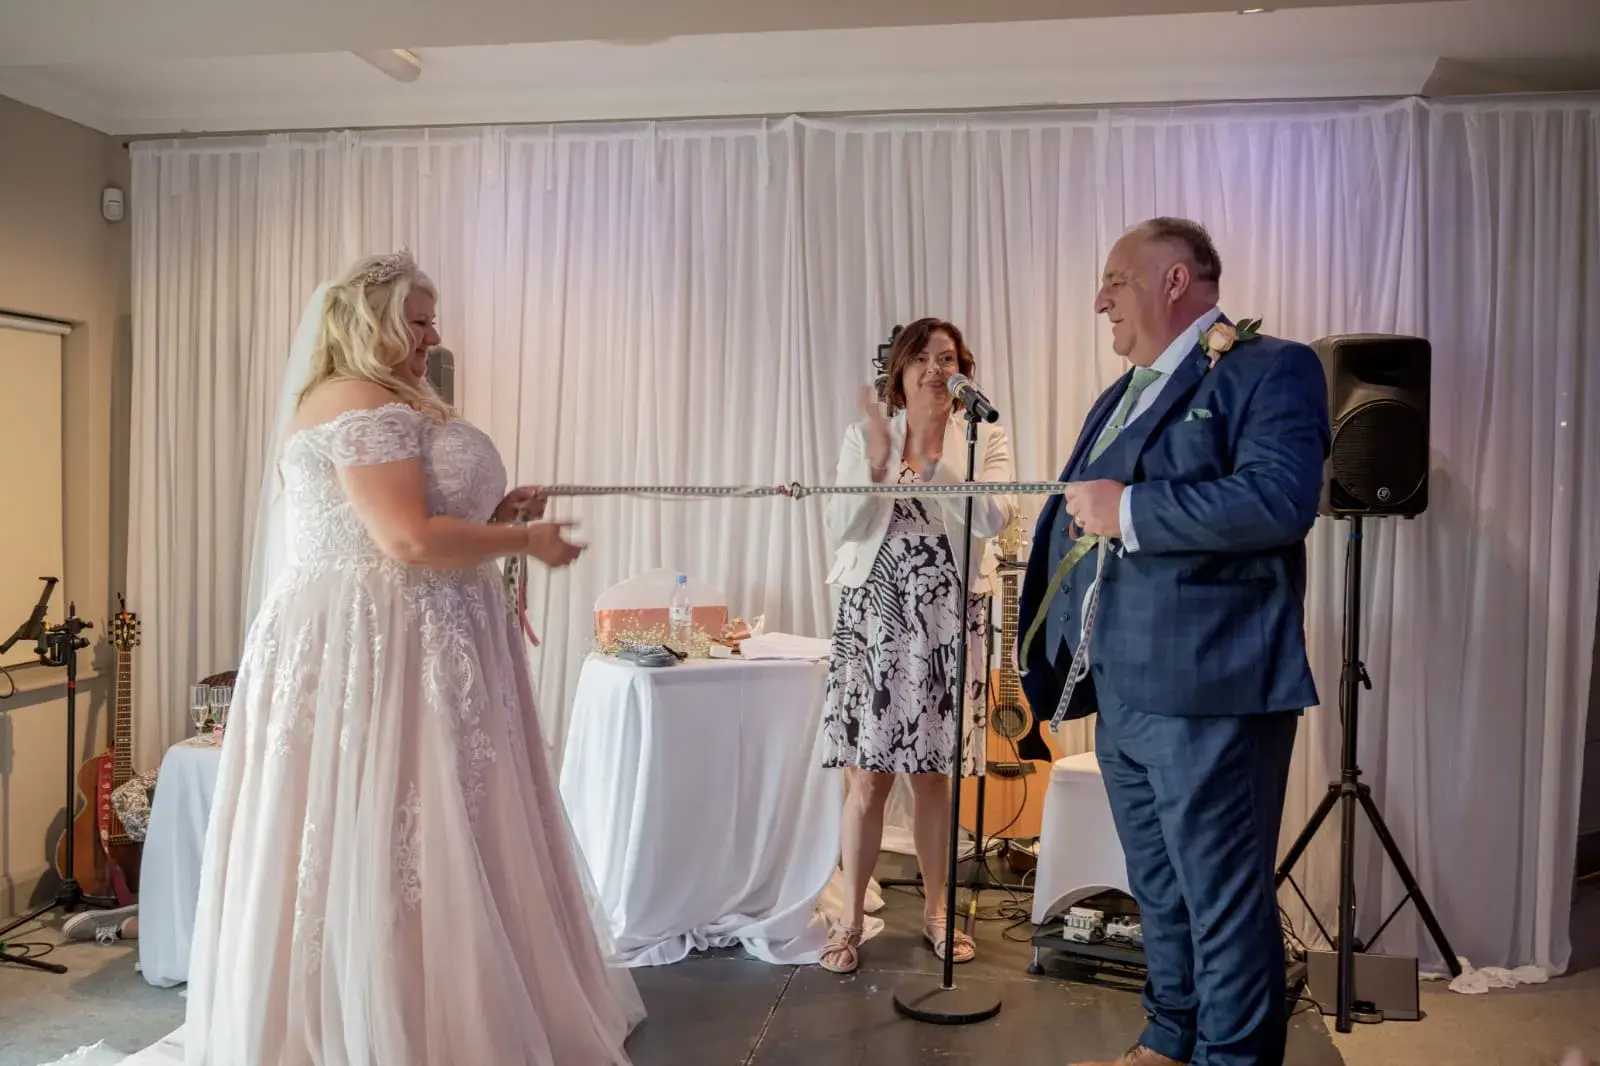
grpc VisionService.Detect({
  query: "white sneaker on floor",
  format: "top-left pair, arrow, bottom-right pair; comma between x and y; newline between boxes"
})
60,904 -> 138,944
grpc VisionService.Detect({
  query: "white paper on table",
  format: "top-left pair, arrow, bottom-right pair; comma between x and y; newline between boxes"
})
738,632 -> 832,661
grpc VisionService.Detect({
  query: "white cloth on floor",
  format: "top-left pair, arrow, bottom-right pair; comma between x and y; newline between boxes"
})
35,1029 -> 184,1066
1434,954 -> 1553,994
35,1043 -> 137,1066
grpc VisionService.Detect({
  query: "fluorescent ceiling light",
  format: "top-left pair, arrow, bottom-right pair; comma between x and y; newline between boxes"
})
353,48 -> 422,82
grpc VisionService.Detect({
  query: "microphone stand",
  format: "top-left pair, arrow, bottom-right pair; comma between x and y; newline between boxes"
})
892,406 -> 1002,1026
0,598 -> 117,975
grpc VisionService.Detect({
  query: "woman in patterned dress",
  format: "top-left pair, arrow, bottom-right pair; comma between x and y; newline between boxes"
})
817,318 -> 1017,974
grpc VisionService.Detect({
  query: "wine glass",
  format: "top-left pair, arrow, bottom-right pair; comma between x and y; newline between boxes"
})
190,684 -> 211,734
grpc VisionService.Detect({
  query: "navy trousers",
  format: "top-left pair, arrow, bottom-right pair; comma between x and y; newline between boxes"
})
1093,678 -> 1299,1066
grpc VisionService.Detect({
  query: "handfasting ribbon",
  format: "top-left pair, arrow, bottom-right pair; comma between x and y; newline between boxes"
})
1048,539 -> 1107,733
528,476 -> 1111,705
502,519 -> 542,648
538,479 -> 1072,500
1015,531 -> 1103,679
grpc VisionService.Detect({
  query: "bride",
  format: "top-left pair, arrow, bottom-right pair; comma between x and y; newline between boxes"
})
105,250 -> 645,1065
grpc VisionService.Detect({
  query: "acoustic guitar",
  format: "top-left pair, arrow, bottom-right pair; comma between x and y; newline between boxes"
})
55,597 -> 142,903
958,517 -> 1063,840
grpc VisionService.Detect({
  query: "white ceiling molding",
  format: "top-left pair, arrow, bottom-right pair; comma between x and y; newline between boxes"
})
0,1 -> 1593,136
0,0 -> 1436,67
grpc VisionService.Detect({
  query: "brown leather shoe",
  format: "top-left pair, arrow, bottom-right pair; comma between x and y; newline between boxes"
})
1070,1045 -> 1188,1066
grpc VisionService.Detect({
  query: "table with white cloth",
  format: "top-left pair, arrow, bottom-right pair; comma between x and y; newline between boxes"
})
1030,751 -> 1133,926
559,653 -> 846,967
138,735 -> 223,987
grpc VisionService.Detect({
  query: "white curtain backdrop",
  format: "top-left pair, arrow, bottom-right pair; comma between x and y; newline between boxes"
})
127,95 -> 1600,976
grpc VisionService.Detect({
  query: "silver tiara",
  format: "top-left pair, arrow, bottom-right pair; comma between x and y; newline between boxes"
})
356,248 -> 416,288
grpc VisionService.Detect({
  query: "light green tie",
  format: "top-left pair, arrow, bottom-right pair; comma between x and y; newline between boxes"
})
1018,366 -> 1163,675
1088,366 -> 1163,463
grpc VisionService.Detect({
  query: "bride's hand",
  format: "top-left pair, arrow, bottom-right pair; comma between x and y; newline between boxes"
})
523,520 -> 585,568
494,486 -> 547,523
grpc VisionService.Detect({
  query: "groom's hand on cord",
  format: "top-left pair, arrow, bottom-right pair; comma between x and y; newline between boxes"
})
1063,479 -> 1123,538
524,520 -> 585,568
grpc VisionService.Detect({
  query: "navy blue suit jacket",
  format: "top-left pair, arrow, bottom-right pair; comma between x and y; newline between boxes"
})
1017,328 -> 1331,723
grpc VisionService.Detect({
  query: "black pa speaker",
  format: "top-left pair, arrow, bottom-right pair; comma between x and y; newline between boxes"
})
426,345 -> 455,406
1313,333 -> 1431,518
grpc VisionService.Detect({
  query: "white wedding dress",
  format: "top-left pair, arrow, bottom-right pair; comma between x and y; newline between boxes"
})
78,402 -> 646,1066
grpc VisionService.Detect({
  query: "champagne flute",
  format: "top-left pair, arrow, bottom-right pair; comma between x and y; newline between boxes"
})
209,686 -> 230,736
215,684 -> 234,729
190,684 -> 211,735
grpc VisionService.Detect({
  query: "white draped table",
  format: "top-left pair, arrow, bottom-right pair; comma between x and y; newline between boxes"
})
137,735 -> 223,987
558,653 -> 845,967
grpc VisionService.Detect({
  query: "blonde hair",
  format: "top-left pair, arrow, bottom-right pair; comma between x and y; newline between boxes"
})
296,250 -> 453,420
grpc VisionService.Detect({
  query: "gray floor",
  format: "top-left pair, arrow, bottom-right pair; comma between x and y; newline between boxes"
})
1,856 -> 1340,1066
2,867 -> 1594,1066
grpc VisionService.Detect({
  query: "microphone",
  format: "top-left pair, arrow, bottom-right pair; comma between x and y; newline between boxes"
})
0,577 -> 57,655
946,374 -> 999,423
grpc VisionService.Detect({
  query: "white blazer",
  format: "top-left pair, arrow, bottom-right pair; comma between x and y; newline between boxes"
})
824,411 -> 1017,595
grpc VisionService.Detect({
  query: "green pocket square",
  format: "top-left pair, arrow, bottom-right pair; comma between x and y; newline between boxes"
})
1184,408 -> 1213,421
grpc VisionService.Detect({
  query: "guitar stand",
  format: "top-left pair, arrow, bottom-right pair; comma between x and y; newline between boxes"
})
0,607 -> 119,975
959,602 -> 1037,934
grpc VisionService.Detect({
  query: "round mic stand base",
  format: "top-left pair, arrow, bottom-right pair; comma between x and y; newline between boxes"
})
891,976 -> 1003,1025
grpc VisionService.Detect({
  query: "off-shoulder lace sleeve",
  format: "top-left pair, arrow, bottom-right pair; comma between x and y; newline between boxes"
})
322,404 -> 429,468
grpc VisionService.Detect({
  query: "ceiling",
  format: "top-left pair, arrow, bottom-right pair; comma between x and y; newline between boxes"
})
0,0 -> 1595,136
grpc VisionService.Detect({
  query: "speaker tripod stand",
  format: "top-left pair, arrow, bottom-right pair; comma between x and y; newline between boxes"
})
1275,515 -> 1461,1032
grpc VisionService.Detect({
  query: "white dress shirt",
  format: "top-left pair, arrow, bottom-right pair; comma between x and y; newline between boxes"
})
1109,306 -> 1223,552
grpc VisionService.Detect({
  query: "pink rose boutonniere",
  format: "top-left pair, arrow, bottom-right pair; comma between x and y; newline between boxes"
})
1203,317 -> 1262,368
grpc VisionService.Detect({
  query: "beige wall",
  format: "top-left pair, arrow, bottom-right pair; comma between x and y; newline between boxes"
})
0,94 -> 129,918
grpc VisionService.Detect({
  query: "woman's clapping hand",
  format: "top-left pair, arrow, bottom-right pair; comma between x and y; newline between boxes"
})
859,386 -> 893,480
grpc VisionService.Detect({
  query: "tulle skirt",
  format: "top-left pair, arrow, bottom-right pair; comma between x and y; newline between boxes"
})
180,558 -> 645,1065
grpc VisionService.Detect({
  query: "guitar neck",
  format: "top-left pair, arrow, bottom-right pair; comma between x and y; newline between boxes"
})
113,649 -> 133,788
996,570 -> 1021,706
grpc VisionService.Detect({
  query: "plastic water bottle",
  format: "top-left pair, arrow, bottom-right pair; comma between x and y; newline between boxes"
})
668,573 -> 694,646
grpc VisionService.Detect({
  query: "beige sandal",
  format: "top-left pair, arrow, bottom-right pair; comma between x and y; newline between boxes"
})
820,923 -> 863,974
924,916 -> 975,963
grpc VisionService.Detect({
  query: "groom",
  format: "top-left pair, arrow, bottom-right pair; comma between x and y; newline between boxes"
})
1017,218 -> 1330,1066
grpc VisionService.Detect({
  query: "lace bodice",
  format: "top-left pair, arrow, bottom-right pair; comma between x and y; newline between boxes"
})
280,403 -> 507,568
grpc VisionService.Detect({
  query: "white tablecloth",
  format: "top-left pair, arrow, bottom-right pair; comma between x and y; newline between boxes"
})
1031,751 -> 1133,924
559,653 -> 844,967
138,735 -> 223,987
